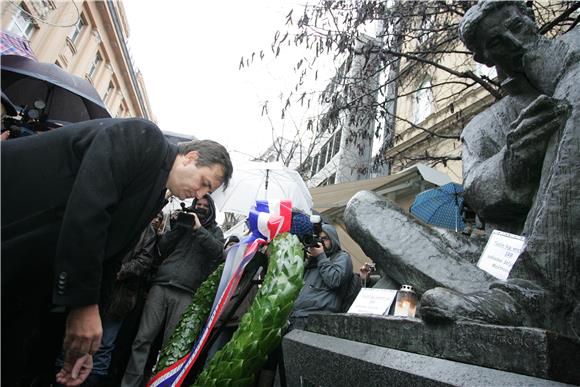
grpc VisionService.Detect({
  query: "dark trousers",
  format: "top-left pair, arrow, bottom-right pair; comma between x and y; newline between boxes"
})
1,219 -> 62,386
121,285 -> 193,387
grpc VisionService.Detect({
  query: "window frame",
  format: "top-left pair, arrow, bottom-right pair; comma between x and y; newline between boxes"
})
87,51 -> 103,79
332,130 -> 341,158
103,81 -> 115,102
68,16 -> 85,43
319,143 -> 328,170
8,4 -> 36,39
412,78 -> 433,125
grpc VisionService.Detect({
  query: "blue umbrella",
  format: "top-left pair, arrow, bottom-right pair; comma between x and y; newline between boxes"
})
410,182 -> 466,231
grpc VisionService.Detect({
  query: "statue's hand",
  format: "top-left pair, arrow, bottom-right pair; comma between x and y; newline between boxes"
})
507,95 -> 568,150
504,95 -> 569,185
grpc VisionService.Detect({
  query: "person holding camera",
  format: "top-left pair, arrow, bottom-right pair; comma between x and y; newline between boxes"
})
122,194 -> 224,387
289,223 -> 353,331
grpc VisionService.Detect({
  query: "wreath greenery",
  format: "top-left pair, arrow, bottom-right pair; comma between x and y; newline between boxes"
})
154,232 -> 304,386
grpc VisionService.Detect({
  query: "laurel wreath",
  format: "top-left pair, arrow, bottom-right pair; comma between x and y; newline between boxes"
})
154,232 -> 304,386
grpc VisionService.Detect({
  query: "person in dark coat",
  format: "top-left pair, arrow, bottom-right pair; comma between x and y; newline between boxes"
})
1,118 -> 232,386
122,194 -> 224,387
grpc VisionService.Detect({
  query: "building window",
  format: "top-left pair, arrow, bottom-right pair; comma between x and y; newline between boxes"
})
332,130 -> 341,158
117,100 -> 128,118
326,136 -> 334,165
327,173 -> 336,185
319,144 -> 328,169
324,131 -> 341,166
68,16 -> 85,43
103,81 -> 115,102
87,52 -> 102,79
318,173 -> 336,187
412,78 -> 433,125
8,4 -> 36,39
311,155 -> 319,176
310,130 -> 342,177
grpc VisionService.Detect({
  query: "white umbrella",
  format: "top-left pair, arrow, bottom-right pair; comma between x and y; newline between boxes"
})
211,161 -> 313,215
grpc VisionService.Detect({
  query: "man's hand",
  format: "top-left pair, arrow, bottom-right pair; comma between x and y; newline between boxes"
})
192,213 -> 202,231
306,243 -> 324,258
62,304 -> 102,374
359,263 -> 373,280
56,354 -> 93,386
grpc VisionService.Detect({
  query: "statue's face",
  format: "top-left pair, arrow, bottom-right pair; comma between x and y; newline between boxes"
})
474,5 -> 538,76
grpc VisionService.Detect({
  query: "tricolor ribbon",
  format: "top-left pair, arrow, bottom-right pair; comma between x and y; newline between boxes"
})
148,199 -> 292,386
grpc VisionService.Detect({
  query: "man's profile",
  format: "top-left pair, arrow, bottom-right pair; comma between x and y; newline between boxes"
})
1,118 -> 232,386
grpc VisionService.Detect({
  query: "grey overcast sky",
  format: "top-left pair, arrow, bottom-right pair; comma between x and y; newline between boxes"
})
123,0 -> 310,164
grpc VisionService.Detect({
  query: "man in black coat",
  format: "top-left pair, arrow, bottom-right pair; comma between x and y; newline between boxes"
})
1,118 -> 232,386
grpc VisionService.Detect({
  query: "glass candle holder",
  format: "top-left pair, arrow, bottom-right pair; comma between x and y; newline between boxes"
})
394,285 -> 417,318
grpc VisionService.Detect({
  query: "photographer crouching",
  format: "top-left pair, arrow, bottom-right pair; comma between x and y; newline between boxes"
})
288,218 -> 353,331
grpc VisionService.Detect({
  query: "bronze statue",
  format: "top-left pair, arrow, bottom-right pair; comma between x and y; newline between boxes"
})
423,0 -> 579,338
345,1 -> 579,339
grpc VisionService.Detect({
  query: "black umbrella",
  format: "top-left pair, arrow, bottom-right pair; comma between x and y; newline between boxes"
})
1,54 -> 110,123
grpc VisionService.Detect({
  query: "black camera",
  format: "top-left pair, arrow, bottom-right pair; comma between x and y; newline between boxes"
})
1,99 -> 63,139
302,233 -> 322,248
302,214 -> 323,248
174,202 -> 207,229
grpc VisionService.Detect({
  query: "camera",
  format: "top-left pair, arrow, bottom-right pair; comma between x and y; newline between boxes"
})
302,214 -> 323,248
174,202 -> 207,229
1,99 -> 63,139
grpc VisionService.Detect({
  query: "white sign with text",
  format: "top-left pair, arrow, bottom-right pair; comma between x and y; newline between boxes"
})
347,288 -> 398,315
477,230 -> 526,280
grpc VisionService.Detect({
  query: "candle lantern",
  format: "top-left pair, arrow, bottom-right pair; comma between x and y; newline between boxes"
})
394,285 -> 417,318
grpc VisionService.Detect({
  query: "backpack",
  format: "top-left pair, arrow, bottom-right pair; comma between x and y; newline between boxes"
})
340,272 -> 362,312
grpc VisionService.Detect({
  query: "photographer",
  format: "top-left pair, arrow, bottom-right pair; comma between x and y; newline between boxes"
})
289,223 -> 353,331
122,194 -> 224,387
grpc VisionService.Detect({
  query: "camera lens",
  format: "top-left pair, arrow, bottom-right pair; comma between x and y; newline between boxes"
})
302,234 -> 314,245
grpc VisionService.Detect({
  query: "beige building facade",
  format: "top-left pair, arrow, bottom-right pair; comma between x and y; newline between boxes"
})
2,0 -> 154,120
388,41 -> 496,183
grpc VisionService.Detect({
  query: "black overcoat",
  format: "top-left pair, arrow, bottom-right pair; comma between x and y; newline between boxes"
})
1,118 -> 177,307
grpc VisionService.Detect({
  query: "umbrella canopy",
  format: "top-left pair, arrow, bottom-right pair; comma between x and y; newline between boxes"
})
410,182 -> 466,231
211,161 -> 313,215
0,31 -> 36,59
1,54 -> 110,122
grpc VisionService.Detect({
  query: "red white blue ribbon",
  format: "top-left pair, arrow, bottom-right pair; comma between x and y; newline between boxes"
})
148,199 -> 292,386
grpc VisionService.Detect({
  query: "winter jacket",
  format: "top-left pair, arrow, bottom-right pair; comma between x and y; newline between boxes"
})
107,223 -> 160,320
153,195 -> 224,294
290,224 -> 353,318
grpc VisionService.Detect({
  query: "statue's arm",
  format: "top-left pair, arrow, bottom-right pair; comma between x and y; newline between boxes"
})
463,138 -> 532,223
462,100 -> 534,223
462,95 -> 567,224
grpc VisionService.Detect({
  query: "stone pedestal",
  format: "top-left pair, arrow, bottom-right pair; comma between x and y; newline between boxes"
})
281,313 -> 580,386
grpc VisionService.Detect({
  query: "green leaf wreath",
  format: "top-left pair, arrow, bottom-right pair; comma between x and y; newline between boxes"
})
154,232 -> 304,386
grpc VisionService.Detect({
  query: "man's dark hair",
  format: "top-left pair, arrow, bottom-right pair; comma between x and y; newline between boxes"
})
177,139 -> 233,189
